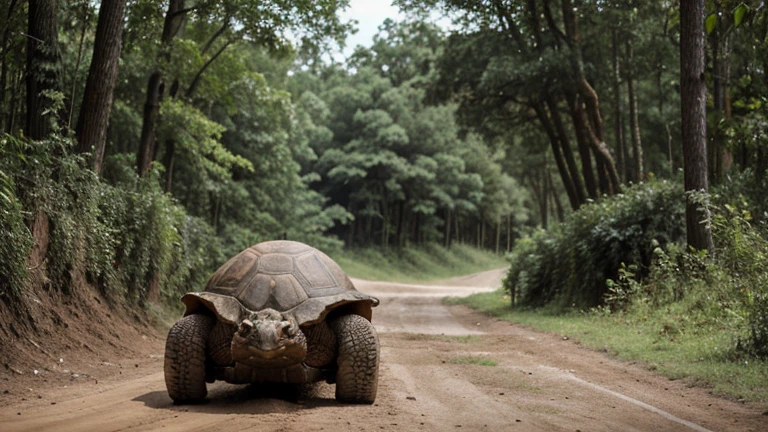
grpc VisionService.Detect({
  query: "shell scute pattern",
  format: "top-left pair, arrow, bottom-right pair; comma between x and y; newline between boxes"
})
205,242 -> 354,313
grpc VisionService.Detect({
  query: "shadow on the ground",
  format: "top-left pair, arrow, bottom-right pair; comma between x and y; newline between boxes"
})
133,382 -> 343,414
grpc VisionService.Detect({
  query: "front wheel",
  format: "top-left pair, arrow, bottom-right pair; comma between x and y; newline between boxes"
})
330,314 -> 379,404
164,314 -> 214,404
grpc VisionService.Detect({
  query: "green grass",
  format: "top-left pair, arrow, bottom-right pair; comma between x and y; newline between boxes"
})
448,289 -> 768,403
449,356 -> 498,366
331,243 -> 507,283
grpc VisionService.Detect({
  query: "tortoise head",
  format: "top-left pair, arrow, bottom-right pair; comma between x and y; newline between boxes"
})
231,308 -> 307,368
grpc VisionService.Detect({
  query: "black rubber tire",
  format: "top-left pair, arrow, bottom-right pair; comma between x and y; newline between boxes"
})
164,314 -> 214,404
330,314 -> 380,404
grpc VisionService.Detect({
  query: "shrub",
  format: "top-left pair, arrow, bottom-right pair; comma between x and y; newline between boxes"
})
503,180 -> 686,309
0,135 -> 221,308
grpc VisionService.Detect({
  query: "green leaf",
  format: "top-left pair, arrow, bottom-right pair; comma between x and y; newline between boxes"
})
705,13 -> 718,34
734,4 -> 749,27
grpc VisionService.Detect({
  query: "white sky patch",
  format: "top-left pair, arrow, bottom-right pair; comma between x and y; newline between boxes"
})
338,0 -> 405,60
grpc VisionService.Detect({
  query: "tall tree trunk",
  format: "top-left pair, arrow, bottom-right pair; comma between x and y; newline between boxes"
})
680,0 -> 714,252
0,0 -> 19,133
546,96 -> 588,204
444,209 -> 452,248
506,214 -> 512,252
709,18 -> 725,184
137,71 -> 163,175
561,0 -> 621,194
566,92 -> 601,198
67,2 -> 89,130
137,0 -> 186,176
626,41 -> 643,182
534,102 -> 581,209
25,0 -> 60,140
7,67 -> 22,134
549,168 -> 565,222
76,0 -> 126,175
540,170 -> 549,229
454,215 -> 460,245
611,27 -> 626,183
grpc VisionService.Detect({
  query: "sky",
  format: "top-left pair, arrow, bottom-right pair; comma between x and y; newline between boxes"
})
337,0 -> 405,59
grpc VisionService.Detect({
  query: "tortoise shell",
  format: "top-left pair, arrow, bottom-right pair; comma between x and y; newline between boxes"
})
181,241 -> 378,326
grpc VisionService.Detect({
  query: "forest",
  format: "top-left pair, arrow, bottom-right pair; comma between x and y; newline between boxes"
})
0,0 -> 767,363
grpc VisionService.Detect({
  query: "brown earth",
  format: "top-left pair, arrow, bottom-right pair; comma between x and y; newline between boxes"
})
1,268 -> 766,431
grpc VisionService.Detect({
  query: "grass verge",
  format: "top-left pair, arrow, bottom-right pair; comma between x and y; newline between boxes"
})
447,289 -> 768,403
331,243 -> 507,282
450,356 -> 498,366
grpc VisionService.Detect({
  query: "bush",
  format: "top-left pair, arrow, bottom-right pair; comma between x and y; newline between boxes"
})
504,180 -> 686,309
0,136 -> 34,303
0,135 -> 222,307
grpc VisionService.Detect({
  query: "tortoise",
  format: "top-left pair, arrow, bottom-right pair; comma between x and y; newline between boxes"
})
163,240 -> 380,404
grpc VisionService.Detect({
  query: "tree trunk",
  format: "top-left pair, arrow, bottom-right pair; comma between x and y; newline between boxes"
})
680,0 -> 714,252
0,0 -> 19,133
162,139 -> 176,192
137,71 -> 164,175
549,168 -> 565,222
444,209 -> 452,248
76,0 -> 126,175
546,96 -> 588,204
564,91 -> 598,199
709,20 -> 725,184
454,215 -> 460,245
25,0 -> 60,140
506,214 -> 512,252
626,41 -> 643,182
136,0 -> 186,176
534,103 -> 581,209
611,27 -> 626,183
561,0 -> 620,195
7,67 -> 22,134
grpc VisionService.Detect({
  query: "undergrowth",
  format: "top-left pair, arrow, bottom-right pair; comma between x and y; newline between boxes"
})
0,135 -> 222,308
470,176 -> 768,401
504,179 -> 685,309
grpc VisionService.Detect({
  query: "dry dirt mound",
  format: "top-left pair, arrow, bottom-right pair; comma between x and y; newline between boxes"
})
0,271 -> 165,406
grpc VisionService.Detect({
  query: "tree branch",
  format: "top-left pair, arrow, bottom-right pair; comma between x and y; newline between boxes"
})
202,16 -> 231,55
185,38 -> 235,98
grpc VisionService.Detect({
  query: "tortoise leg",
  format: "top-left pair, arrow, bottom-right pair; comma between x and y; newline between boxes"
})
208,319 -> 235,367
164,314 -> 214,404
303,322 -> 336,368
329,314 -> 379,404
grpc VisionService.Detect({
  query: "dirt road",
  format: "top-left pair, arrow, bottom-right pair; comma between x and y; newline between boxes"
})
1,268 -> 765,431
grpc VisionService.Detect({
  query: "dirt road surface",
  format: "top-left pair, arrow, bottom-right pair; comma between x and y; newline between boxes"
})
1,268 -> 765,431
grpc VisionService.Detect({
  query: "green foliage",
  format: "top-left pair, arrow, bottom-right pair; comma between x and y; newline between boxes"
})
570,185 -> 768,359
0,137 -> 34,302
333,243 -> 507,283
0,135 -> 221,306
158,98 -> 253,180
451,289 -> 768,402
504,180 -> 686,309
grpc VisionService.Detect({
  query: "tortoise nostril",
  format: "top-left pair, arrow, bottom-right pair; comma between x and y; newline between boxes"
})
279,321 -> 296,338
238,319 -> 254,336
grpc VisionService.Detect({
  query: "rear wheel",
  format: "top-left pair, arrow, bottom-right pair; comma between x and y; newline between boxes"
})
330,314 -> 379,404
164,314 -> 214,404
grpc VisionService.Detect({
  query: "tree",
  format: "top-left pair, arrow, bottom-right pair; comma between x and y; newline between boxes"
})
135,0 -> 353,178
76,0 -> 127,174
25,0 -> 61,140
680,0 -> 714,251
